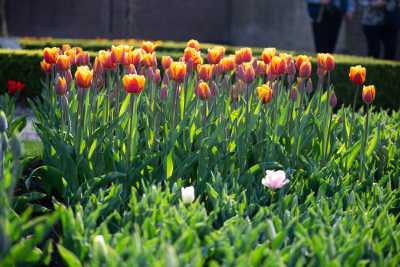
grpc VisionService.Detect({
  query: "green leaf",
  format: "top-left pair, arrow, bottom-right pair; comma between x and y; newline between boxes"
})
166,150 -> 174,179
119,94 -> 131,117
366,130 -> 378,157
57,244 -> 82,267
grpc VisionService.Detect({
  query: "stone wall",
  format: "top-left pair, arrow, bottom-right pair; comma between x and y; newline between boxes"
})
5,0 -> 398,59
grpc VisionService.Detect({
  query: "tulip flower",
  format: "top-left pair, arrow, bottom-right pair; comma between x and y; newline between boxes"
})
181,186 -> 195,204
196,81 -> 211,101
238,62 -> 255,84
235,47 -> 253,65
111,45 -> 125,64
55,76 -> 67,96
74,47 -> 84,55
349,65 -> 366,86
43,47 -> 60,64
170,62 -> 187,83
98,50 -> 116,70
55,55 -> 71,72
186,39 -> 200,51
269,56 -> 287,77
7,80 -> 25,95
141,53 -> 157,68
257,84 -> 273,105
207,46 -> 225,65
299,61 -> 312,78
40,60 -> 52,73
142,41 -> 156,53
183,47 -> 203,68
161,56 -> 173,70
295,55 -> 310,71
197,64 -> 214,81
219,56 -> 236,73
121,49 -> 142,68
289,86 -> 298,102
261,47 -> 276,65
254,60 -> 267,77
317,53 -> 335,72
62,44 -> 71,52
75,66 -> 93,89
122,74 -> 146,94
261,170 -> 289,190
362,85 -> 376,105
75,51 -> 90,66
329,91 -> 337,108
160,85 -> 168,101
64,48 -> 76,65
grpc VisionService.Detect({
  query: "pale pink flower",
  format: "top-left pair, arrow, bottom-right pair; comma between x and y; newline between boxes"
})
181,186 -> 195,204
261,170 -> 289,190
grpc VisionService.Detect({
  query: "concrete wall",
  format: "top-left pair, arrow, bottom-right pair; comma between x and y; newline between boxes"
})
5,0 -> 398,58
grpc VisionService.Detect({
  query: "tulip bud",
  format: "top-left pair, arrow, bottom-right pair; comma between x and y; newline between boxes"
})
65,70 -> 73,85
154,69 -> 161,84
75,51 -> 90,66
40,60 -> 52,74
306,78 -> 313,94
56,55 -> 71,72
186,39 -> 200,51
122,74 -> 146,94
299,61 -> 312,78
0,111 -> 7,132
286,59 -> 296,76
349,65 -> 366,86
75,66 -> 93,89
289,87 -> 297,101
362,85 -> 376,105
161,56 -> 173,70
196,81 -> 211,100
239,63 -> 255,84
197,64 -> 213,81
170,62 -> 187,83
147,67 -> 155,82
181,186 -> 195,204
257,84 -> 273,105
160,85 -> 168,101
55,76 -> 68,96
261,47 -> 276,65
329,91 -> 337,108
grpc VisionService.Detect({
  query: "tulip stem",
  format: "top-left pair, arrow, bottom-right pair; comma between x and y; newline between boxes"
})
324,108 -> 333,162
349,85 -> 360,146
127,94 -> 135,166
361,104 -> 370,180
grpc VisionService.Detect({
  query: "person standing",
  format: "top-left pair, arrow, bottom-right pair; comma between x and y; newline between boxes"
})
307,0 -> 355,53
360,0 -> 400,60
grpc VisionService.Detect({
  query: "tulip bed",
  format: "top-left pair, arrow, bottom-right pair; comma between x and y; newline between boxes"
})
1,40 -> 400,266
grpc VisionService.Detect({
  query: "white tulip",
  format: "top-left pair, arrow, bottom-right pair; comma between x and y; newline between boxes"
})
181,186 -> 195,204
261,170 -> 289,190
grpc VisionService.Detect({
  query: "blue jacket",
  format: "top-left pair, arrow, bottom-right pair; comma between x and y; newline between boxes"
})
306,0 -> 355,21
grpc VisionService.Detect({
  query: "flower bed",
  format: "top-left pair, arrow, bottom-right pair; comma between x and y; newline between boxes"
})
0,40 -> 400,266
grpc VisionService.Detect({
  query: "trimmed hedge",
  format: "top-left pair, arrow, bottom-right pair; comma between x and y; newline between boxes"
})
2,43 -> 400,109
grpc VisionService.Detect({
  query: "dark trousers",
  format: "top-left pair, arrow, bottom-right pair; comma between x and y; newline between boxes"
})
312,9 -> 343,53
363,25 -> 398,60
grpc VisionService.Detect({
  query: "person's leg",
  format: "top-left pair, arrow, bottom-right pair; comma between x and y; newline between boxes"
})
382,28 -> 398,60
312,22 -> 327,53
326,10 -> 343,53
363,25 -> 381,58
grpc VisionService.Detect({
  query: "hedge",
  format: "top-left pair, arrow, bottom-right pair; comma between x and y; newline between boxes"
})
1,45 -> 400,109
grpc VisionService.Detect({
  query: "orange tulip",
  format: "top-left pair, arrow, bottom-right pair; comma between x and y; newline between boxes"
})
56,55 -> 71,72
98,50 -> 116,70
74,47 -> 84,55
257,84 -> 273,105
219,56 -> 236,73
238,62 -> 255,84
362,85 -> 376,104
254,60 -> 267,76
349,65 -> 366,86
121,49 -> 142,67
43,47 -> 60,64
141,53 -> 156,68
196,81 -> 211,101
62,44 -> 71,52
207,46 -> 225,65
161,55 -> 173,70
197,64 -> 214,81
235,48 -> 253,65
75,66 -> 93,89
186,39 -> 200,51
317,53 -> 335,72
299,61 -> 312,78
269,56 -> 287,76
170,61 -> 187,83
110,45 -> 124,64
40,60 -> 52,73
183,47 -> 203,67
122,74 -> 146,94
75,51 -> 90,66
64,48 -> 76,65
142,41 -> 156,53
295,55 -> 310,71
55,76 -> 67,96
261,48 -> 276,65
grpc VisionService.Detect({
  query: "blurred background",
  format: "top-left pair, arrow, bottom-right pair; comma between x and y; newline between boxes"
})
1,0 -> 398,59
